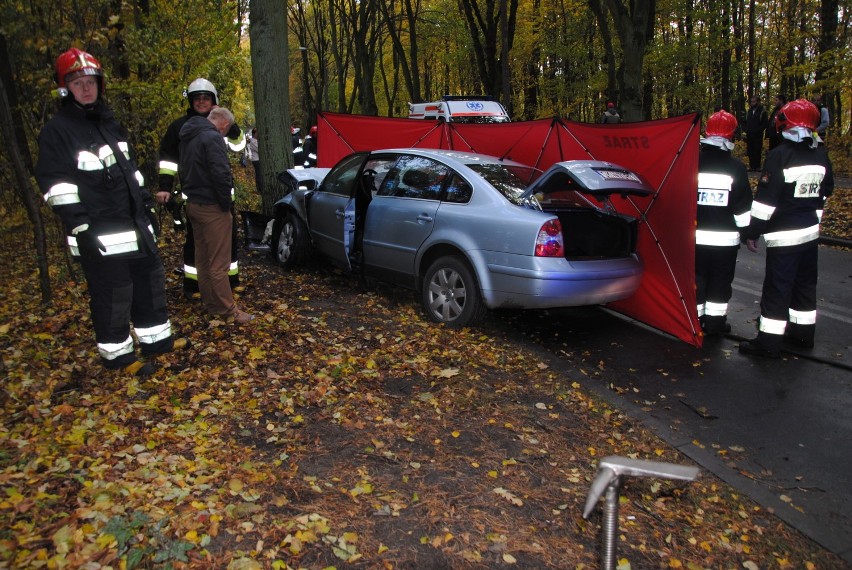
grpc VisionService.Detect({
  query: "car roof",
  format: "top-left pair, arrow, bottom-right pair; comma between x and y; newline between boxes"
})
372,148 -> 530,171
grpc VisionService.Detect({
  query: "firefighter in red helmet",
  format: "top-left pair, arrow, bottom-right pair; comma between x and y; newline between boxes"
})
739,99 -> 834,358
695,110 -> 753,336
36,48 -> 187,376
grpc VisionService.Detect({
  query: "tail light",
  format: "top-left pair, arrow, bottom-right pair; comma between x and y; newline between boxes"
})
535,219 -> 564,257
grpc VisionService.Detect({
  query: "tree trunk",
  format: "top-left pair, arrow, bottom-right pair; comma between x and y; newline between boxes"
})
602,0 -> 656,122
588,0 -> 618,106
817,0 -> 838,133
0,34 -> 51,303
250,0 -> 293,216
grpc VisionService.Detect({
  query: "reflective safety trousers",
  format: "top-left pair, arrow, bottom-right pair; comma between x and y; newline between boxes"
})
80,253 -> 173,368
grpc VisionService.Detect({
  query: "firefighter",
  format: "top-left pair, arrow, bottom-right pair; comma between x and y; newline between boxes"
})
301,125 -> 318,167
155,78 -> 245,298
695,110 -> 753,336
739,99 -> 834,358
36,48 -> 186,376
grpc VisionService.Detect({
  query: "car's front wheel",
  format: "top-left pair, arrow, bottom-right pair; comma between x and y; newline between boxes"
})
274,211 -> 310,269
421,256 -> 487,327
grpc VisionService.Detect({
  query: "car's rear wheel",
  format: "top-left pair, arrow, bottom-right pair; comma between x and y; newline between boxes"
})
421,256 -> 487,327
274,211 -> 310,269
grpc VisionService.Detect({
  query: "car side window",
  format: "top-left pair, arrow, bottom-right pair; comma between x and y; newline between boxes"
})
377,155 -> 448,200
319,153 -> 367,197
362,157 -> 396,195
444,174 -> 473,204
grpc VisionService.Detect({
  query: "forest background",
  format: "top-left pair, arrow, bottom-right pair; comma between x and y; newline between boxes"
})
0,0 -> 849,291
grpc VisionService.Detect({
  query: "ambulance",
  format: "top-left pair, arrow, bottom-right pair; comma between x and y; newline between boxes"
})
407,95 -> 510,124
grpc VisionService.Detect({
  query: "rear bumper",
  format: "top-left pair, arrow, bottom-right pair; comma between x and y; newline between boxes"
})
482,257 -> 643,309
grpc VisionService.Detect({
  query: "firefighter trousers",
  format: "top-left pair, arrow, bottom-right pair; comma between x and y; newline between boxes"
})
80,252 -> 173,369
757,241 -> 819,350
695,244 -> 738,318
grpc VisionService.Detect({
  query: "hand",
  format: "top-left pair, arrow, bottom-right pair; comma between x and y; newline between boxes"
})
746,239 -> 759,253
156,191 -> 172,204
76,230 -> 106,259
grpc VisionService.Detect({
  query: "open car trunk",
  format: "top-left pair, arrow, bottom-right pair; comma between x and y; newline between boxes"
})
522,160 -> 653,261
547,208 -> 639,260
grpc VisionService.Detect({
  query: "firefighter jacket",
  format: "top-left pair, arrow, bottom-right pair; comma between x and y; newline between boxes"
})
157,108 -> 197,195
36,99 -> 157,259
158,107 -> 246,196
743,134 -> 834,249
178,116 -> 234,210
696,140 -> 753,247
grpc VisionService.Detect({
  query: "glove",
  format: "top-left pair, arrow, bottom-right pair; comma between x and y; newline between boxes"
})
226,123 -> 241,140
146,207 -> 161,238
75,229 -> 106,259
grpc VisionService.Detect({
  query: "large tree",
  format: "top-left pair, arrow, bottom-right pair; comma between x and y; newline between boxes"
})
250,0 -> 294,215
600,0 -> 657,121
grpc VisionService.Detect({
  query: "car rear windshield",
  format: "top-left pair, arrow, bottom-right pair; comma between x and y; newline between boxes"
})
468,163 -> 540,205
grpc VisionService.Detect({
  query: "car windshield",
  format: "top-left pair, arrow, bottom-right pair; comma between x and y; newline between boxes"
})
468,163 -> 540,205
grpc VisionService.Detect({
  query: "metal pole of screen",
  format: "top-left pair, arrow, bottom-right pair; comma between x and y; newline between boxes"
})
583,456 -> 700,570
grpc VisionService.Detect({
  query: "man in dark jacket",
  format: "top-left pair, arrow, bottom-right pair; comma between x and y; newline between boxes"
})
739,99 -> 834,358
156,78 -> 245,298
766,94 -> 787,150
695,110 -> 753,336
179,107 -> 255,324
36,48 -> 186,376
744,95 -> 768,170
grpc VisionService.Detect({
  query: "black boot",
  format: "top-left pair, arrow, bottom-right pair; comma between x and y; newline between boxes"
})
739,331 -> 781,359
783,323 -> 815,349
703,315 -> 731,337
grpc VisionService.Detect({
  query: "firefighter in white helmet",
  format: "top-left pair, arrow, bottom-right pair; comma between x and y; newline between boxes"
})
155,78 -> 245,298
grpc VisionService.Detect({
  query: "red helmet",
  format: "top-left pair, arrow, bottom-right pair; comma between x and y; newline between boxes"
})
55,48 -> 103,93
705,110 -> 738,139
775,99 -> 819,133
309,125 -> 317,136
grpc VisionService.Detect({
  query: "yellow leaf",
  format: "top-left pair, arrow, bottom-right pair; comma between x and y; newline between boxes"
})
451,431 -> 461,438
487,470 -> 498,478
668,559 -> 682,568
503,553 -> 517,564
378,544 -> 389,554
248,347 -> 266,360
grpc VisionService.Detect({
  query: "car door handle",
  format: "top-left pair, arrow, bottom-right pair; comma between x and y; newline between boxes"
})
416,214 -> 434,224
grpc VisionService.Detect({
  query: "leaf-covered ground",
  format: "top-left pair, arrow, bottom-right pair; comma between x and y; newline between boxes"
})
1,183 -> 850,569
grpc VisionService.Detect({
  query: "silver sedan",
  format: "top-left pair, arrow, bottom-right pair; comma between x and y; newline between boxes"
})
272,149 -> 653,327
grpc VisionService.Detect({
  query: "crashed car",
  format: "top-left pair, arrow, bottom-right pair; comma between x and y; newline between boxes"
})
272,149 -> 653,327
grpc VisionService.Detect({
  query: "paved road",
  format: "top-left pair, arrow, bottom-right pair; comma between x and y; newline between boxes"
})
490,243 -> 852,563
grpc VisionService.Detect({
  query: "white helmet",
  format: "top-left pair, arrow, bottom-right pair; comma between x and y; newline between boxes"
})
186,78 -> 218,104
